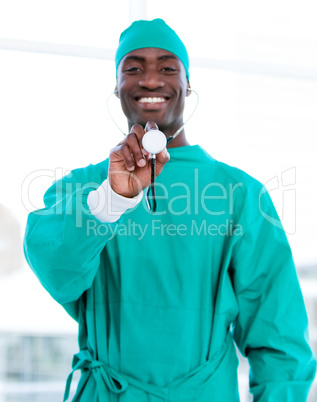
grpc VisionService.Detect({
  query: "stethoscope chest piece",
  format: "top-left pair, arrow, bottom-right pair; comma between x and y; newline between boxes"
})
142,130 -> 167,155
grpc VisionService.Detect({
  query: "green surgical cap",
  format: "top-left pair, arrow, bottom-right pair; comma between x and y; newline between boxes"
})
115,18 -> 190,79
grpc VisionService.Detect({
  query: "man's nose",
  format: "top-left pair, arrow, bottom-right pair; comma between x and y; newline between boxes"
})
138,70 -> 165,89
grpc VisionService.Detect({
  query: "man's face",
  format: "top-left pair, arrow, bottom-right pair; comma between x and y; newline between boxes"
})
116,48 -> 189,133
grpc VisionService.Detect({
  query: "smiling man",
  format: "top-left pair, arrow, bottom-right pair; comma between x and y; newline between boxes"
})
24,19 -> 316,401
116,47 -> 189,146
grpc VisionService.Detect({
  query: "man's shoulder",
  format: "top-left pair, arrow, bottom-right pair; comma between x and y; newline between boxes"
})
216,160 -> 262,189
199,147 -> 263,191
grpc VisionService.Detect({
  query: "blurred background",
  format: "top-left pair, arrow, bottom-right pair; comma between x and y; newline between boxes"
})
0,0 -> 316,400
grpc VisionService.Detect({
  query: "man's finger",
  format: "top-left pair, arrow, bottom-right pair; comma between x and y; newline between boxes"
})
130,124 -> 145,138
126,132 -> 146,167
121,144 -> 136,171
145,121 -> 159,133
156,147 -> 170,165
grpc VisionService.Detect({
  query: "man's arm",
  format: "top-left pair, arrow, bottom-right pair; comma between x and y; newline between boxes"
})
231,183 -> 316,401
23,162 -> 127,305
24,121 -> 169,306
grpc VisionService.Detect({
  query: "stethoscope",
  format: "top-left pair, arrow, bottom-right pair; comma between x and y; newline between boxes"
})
107,89 -> 199,212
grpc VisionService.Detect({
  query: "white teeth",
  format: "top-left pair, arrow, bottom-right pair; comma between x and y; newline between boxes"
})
138,97 -> 166,104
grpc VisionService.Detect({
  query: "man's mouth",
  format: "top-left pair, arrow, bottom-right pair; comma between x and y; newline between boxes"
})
134,96 -> 170,105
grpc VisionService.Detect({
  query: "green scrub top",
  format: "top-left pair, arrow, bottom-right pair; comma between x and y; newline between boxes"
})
24,145 -> 316,401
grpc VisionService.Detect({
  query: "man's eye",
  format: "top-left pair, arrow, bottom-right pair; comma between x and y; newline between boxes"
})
125,67 -> 141,73
161,67 -> 177,73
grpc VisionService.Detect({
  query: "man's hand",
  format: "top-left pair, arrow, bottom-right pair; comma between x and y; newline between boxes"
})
108,121 -> 170,198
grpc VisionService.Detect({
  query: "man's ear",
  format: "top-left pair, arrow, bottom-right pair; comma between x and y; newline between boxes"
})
114,85 -> 119,98
186,82 -> 191,97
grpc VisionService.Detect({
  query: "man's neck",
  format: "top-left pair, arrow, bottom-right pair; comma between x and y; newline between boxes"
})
166,130 -> 189,148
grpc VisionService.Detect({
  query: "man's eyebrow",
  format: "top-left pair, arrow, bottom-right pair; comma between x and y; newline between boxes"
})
122,55 -> 145,63
157,55 -> 178,61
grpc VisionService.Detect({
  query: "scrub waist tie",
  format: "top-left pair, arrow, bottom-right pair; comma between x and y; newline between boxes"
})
63,332 -> 233,402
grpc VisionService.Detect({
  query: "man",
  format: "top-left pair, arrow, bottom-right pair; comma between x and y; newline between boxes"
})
24,19 -> 316,401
